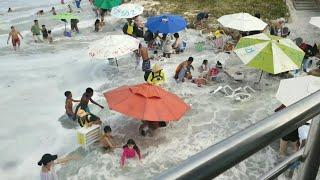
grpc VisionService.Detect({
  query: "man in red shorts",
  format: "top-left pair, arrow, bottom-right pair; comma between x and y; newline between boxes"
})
7,26 -> 23,51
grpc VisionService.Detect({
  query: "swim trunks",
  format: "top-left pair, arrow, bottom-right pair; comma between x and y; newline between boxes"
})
12,38 -> 20,46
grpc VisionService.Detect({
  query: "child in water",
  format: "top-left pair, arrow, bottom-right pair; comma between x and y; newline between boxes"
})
120,139 -> 141,167
64,91 -> 80,120
48,30 -> 53,44
100,125 -> 118,150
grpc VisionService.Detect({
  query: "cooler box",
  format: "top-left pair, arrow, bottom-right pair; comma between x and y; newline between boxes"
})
77,124 -> 101,149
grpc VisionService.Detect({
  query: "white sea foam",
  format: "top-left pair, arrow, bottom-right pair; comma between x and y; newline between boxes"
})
0,0 -> 319,180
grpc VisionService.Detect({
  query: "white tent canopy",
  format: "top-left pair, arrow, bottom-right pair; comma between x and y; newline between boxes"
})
217,12 -> 267,31
276,75 -> 320,106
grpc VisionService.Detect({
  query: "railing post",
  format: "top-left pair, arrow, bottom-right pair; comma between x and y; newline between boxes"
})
299,115 -> 320,180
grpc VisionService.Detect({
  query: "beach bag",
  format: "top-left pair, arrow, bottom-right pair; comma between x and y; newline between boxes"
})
127,23 -> 134,35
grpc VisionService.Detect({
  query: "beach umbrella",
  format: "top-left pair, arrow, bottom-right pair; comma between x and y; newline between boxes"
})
52,13 -> 79,31
111,3 -> 144,18
104,83 -> 190,122
88,35 -> 140,67
94,0 -> 121,10
276,75 -> 320,106
217,12 -> 267,31
146,14 -> 187,34
234,33 -> 305,79
309,17 -> 320,28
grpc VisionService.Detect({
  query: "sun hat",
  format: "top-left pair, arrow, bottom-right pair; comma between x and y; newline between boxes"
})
152,64 -> 163,72
38,153 -> 57,166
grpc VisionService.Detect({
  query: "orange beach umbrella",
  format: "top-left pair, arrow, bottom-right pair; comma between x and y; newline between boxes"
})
104,83 -> 190,121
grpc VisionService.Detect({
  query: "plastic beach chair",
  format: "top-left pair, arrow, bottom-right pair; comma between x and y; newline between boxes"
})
77,124 -> 101,150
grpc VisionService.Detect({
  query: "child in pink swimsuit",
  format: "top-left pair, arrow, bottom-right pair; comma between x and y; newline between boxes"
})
120,139 -> 141,167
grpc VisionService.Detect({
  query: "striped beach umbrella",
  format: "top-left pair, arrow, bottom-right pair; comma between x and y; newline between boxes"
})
234,33 -> 305,74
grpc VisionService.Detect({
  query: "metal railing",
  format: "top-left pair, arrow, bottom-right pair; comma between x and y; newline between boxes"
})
157,90 -> 320,180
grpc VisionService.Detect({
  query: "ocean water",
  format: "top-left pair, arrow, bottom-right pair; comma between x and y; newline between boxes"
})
0,0 -> 318,180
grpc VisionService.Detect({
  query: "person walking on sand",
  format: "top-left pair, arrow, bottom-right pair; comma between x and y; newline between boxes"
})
139,44 -> 152,81
7,26 -> 23,51
120,139 -> 141,167
75,87 -> 104,116
38,153 -> 78,180
31,20 -> 42,42
64,91 -> 80,120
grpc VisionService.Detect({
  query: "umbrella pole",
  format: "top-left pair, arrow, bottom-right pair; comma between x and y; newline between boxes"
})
258,70 -> 263,83
65,22 -> 67,32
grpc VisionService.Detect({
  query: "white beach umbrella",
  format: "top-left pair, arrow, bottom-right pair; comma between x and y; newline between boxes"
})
89,35 -> 140,59
111,3 -> 144,18
309,17 -> 320,28
276,75 -> 320,106
217,12 -> 267,31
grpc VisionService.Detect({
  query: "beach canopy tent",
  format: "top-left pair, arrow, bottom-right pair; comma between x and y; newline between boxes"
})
52,13 -> 79,31
234,33 -> 305,75
146,14 -> 187,34
88,35 -> 140,67
104,83 -> 190,122
276,75 -> 320,106
217,12 -> 267,32
111,3 -> 144,18
94,0 -> 121,10
309,17 -> 320,29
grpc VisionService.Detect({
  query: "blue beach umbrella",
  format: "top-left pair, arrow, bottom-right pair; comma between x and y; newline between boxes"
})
146,14 -> 187,34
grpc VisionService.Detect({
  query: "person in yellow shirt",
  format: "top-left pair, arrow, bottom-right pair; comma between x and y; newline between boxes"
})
147,64 -> 166,85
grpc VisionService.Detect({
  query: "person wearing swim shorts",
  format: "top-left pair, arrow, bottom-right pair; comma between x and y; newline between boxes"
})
7,26 -> 23,51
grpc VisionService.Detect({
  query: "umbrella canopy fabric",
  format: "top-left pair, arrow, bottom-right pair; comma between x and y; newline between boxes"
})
146,14 -> 187,33
276,75 -> 320,106
217,12 -> 267,31
111,3 -> 144,18
309,17 -> 320,28
88,35 -> 140,59
94,0 -> 121,10
104,83 -> 190,121
52,13 -> 79,20
234,33 -> 305,74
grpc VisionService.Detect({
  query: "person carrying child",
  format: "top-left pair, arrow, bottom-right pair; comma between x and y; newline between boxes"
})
120,139 -> 141,167
64,91 -> 80,120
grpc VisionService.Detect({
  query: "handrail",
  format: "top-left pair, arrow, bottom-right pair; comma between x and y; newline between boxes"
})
157,90 -> 320,180
259,149 -> 303,180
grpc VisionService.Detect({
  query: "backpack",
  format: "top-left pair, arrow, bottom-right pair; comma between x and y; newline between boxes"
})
151,70 -> 163,81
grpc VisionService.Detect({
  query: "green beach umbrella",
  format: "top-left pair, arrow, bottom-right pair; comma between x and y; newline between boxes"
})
52,13 -> 79,31
94,0 -> 121,10
52,13 -> 79,21
234,33 -> 305,75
